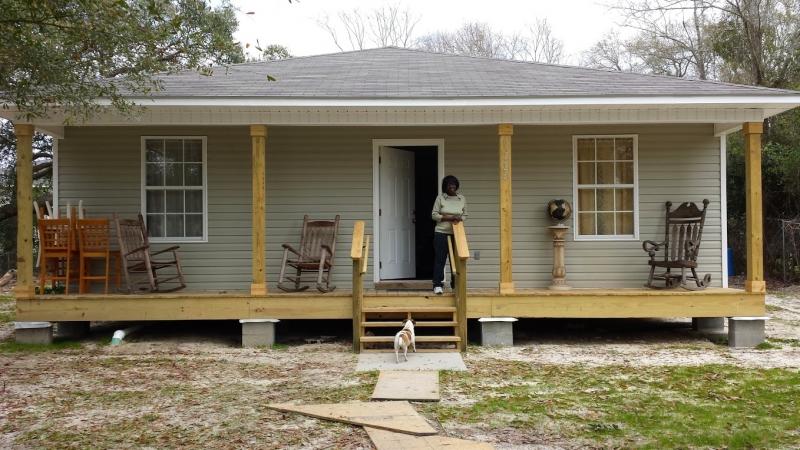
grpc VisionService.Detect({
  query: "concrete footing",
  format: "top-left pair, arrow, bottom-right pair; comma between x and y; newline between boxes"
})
240,319 -> 279,348
728,317 -> 768,348
15,322 -> 53,345
57,321 -> 91,339
479,317 -> 517,346
692,317 -> 725,333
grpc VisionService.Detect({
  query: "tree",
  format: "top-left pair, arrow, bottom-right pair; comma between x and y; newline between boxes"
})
415,21 -> 565,63
0,0 -> 245,122
318,4 -> 421,51
245,43 -> 292,62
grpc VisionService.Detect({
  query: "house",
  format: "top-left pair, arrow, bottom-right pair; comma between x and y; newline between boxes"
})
8,47 -> 800,349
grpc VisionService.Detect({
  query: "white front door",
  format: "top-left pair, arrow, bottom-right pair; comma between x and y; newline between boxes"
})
379,146 -> 416,279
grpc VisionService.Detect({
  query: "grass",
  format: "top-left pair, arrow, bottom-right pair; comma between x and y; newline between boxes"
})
0,340 -> 82,353
0,294 -> 13,323
426,360 -> 800,448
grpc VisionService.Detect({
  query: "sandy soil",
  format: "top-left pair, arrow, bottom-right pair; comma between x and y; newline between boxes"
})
1,291 -> 799,449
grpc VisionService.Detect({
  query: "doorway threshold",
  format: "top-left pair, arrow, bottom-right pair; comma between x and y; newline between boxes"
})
374,280 -> 432,290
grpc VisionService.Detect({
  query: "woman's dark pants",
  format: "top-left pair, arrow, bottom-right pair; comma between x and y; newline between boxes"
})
432,232 -> 451,288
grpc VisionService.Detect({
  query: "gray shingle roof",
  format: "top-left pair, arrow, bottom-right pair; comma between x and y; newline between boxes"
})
143,47 -> 799,99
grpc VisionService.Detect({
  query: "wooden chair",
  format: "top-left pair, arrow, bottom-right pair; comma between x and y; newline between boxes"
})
76,218 -> 111,294
114,214 -> 186,293
38,218 -> 73,294
278,215 -> 340,293
643,199 -> 712,290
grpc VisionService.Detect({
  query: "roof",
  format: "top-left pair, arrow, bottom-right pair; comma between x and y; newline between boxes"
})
141,47 -> 800,99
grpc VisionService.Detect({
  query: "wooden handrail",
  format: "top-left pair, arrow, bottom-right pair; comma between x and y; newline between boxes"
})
361,235 -> 370,274
350,221 -> 365,260
452,222 -> 470,260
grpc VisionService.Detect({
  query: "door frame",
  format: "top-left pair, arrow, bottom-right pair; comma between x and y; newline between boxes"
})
372,139 -> 445,283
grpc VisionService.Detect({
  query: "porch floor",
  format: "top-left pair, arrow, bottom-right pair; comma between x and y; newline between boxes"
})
15,287 -> 764,322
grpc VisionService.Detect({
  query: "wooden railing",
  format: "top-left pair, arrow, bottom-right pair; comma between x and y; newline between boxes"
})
350,221 -> 370,353
451,221 -> 470,351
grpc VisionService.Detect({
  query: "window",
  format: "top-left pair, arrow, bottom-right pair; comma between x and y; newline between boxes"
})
573,135 -> 638,239
141,137 -> 207,241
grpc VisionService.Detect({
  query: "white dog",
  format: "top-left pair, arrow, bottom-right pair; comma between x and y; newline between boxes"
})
394,319 -> 417,363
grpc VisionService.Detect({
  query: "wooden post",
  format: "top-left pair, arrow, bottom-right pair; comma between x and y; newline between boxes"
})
14,124 -> 35,299
498,124 -> 514,294
453,222 -> 469,352
351,221 -> 365,353
743,122 -> 765,293
250,125 -> 267,295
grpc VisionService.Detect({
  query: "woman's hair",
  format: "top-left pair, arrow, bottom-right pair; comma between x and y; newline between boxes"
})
441,175 -> 460,193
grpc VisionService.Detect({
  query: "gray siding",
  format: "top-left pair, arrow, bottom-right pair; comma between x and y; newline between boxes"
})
58,124 -> 722,291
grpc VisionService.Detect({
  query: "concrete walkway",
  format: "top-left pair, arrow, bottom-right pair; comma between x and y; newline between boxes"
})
356,352 -> 467,371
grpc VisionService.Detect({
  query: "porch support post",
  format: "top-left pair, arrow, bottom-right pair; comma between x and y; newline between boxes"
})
15,124 -> 35,299
743,122 -> 765,294
250,125 -> 268,295
498,124 -> 514,294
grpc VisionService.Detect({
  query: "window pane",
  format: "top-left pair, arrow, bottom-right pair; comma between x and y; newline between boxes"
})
165,139 -> 183,162
616,212 -> 634,235
185,140 -> 203,162
578,162 -> 595,184
186,214 -> 203,237
597,212 -> 615,235
147,214 -> 165,238
579,213 -> 595,235
184,163 -> 202,186
185,190 -> 203,213
578,188 -> 595,211
166,214 -> 184,237
615,138 -> 633,160
165,163 -> 183,185
597,138 -> 614,160
146,190 -> 164,213
616,162 -> 634,184
597,188 -> 614,211
166,190 -> 184,213
597,162 -> 614,184
577,139 -> 594,161
146,163 -> 164,186
615,188 -> 634,211
145,140 -> 164,162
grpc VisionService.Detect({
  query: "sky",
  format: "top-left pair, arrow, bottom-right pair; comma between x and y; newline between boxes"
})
230,0 -> 623,65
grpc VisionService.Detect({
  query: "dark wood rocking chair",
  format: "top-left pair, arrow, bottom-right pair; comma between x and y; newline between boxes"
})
114,213 -> 186,293
277,215 -> 340,293
643,199 -> 712,290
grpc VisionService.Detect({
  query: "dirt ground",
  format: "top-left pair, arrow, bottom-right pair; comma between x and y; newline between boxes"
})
1,289 -> 799,449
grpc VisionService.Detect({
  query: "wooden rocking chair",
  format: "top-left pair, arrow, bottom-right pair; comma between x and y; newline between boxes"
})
114,214 -> 186,293
643,199 -> 712,290
278,215 -> 340,293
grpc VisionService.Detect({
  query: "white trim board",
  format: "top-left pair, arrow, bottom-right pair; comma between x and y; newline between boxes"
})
720,134 -> 729,288
372,139 -> 445,283
8,106 -> 772,128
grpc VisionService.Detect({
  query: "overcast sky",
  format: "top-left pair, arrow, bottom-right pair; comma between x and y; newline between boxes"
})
231,0 -> 622,65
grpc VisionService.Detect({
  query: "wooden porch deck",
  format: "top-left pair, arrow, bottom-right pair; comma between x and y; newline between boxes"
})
15,287 -> 764,322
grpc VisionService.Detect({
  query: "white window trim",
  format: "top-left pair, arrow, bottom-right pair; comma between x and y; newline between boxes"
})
140,136 -> 209,243
572,134 -> 640,241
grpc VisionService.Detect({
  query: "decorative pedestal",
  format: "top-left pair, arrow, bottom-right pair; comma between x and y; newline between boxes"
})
548,224 -> 570,290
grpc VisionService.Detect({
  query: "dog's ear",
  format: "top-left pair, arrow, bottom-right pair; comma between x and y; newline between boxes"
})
410,319 -> 417,325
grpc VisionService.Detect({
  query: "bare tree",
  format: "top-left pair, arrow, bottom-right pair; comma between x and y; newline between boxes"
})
609,0 -> 718,79
524,19 -> 565,64
415,21 -> 565,63
582,31 -> 646,72
317,5 -> 420,51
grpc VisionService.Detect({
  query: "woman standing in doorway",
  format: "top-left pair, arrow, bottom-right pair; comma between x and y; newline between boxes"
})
431,175 -> 467,295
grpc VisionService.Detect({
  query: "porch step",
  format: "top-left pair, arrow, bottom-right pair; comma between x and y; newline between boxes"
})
362,321 -> 458,328
362,306 -> 456,314
360,335 -> 461,343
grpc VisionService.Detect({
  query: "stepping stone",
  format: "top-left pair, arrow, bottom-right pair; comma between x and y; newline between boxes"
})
356,352 -> 467,371
365,427 -> 495,449
372,371 -> 440,402
267,401 -> 437,436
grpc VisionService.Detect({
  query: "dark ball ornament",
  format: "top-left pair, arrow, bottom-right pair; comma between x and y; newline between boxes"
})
547,199 -> 573,223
